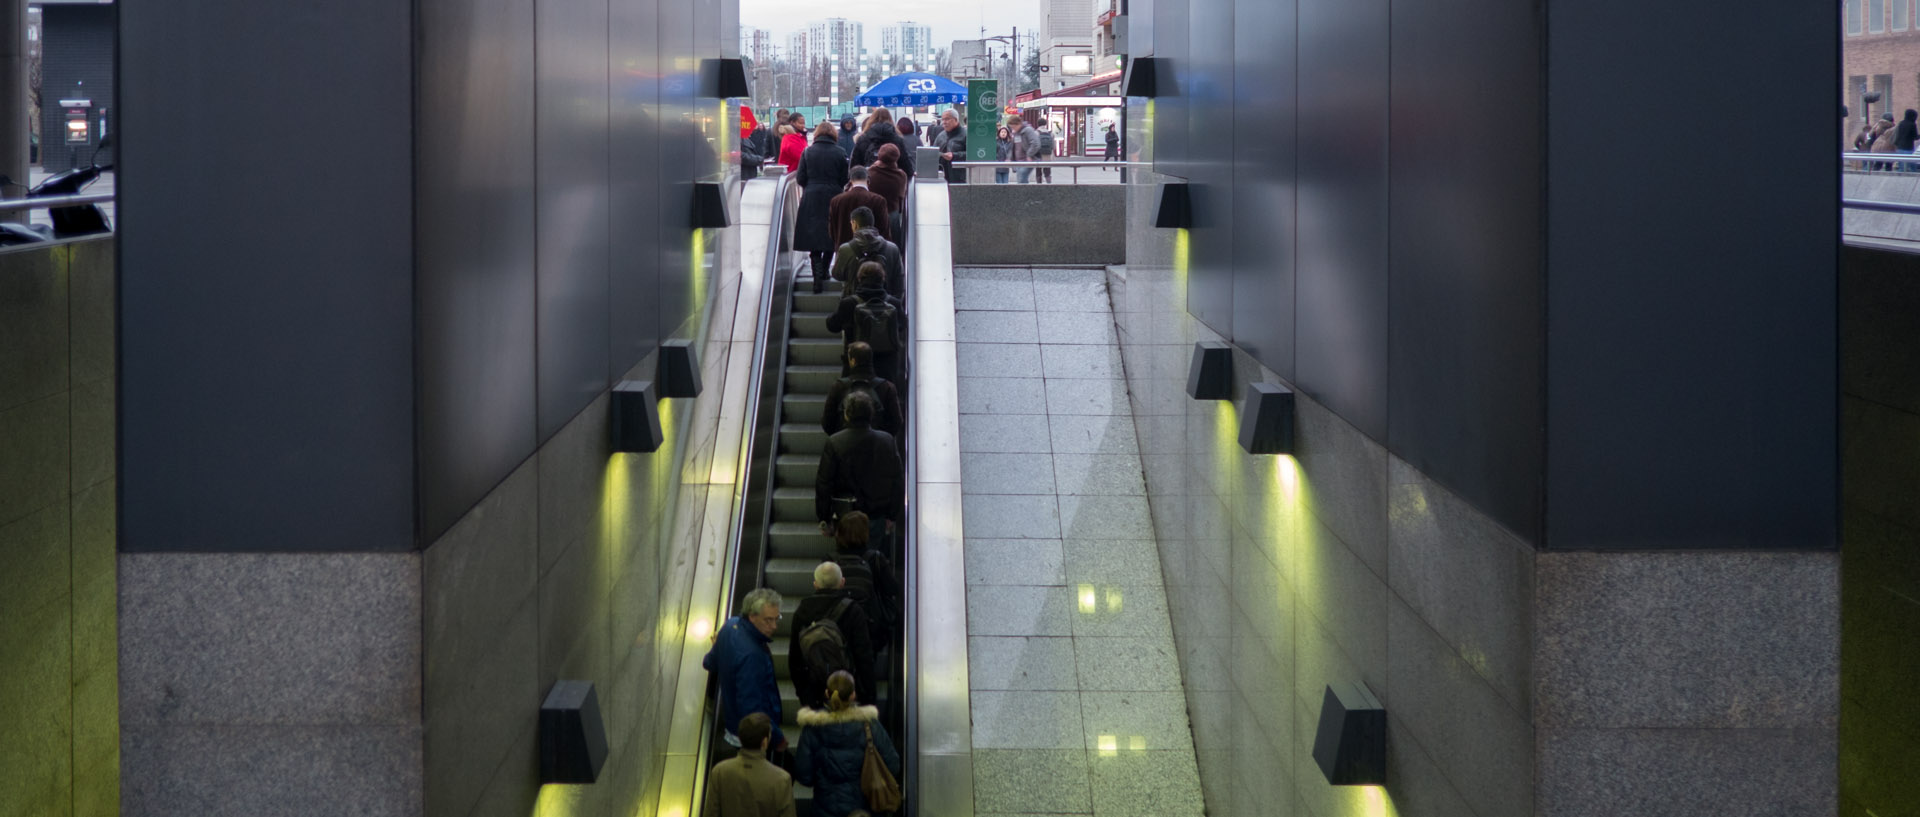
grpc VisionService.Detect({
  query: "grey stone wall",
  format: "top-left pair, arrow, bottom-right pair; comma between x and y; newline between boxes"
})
1838,243 -> 1920,817
0,238 -> 118,817
1118,96 -> 1839,815
950,184 -> 1126,266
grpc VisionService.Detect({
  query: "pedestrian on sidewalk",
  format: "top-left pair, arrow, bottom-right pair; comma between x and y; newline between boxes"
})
1034,120 -> 1056,183
1009,116 -> 1041,184
994,126 -> 1012,184
932,109 -> 968,184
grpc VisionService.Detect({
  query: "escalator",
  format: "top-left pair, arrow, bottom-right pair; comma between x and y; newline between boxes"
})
695,170 -> 917,815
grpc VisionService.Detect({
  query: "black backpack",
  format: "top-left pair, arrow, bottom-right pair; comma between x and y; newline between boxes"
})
852,296 -> 900,354
797,598 -> 856,693
835,551 -> 899,640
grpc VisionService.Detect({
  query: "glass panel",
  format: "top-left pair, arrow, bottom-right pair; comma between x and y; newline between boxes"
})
1851,0 -> 1865,35
1898,0 -> 1910,31
1872,0 -> 1886,33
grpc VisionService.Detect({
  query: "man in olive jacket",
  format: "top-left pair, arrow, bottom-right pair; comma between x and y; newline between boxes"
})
702,713 -> 796,817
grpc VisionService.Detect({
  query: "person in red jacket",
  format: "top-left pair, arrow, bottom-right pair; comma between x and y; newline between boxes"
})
777,124 -> 806,174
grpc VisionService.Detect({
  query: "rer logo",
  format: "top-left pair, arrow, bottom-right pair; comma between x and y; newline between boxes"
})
978,90 -> 999,111
906,78 -> 937,93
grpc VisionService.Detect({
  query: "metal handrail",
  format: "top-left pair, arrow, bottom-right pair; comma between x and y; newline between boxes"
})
1843,197 -> 1920,215
0,192 -> 113,212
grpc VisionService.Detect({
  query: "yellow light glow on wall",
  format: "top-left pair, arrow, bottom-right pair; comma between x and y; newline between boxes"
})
1105,587 -> 1123,613
688,617 -> 712,641
1098,735 -> 1118,756
1129,735 -> 1146,751
1173,227 -> 1190,288
1277,454 -> 1302,504
1363,785 -> 1393,817
1079,584 -> 1098,614
691,228 -> 709,321
601,450 -> 634,574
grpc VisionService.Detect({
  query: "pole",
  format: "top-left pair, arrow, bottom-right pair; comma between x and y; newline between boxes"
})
0,0 -> 26,222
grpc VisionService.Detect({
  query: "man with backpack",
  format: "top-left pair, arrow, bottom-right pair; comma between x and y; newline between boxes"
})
788,561 -> 877,710
815,392 -> 905,561
822,341 -> 904,438
831,512 -> 901,650
826,262 -> 908,387
829,206 -> 905,300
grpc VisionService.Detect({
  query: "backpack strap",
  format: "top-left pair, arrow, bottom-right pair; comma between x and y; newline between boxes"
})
830,597 -> 855,622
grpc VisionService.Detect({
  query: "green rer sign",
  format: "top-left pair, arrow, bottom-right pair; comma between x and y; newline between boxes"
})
966,79 -> 999,162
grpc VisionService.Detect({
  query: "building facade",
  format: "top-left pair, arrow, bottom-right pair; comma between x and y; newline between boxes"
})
740,25 -> 772,66
1038,0 -> 1094,92
1843,0 -> 1920,140
807,18 -> 863,105
880,21 -> 935,73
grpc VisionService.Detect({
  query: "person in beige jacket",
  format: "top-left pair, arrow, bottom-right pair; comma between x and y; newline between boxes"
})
703,713 -> 797,817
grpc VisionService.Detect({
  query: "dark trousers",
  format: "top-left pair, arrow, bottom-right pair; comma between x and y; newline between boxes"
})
810,251 -> 832,292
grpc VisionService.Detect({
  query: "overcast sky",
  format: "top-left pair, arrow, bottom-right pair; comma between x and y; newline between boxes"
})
739,0 -> 1041,52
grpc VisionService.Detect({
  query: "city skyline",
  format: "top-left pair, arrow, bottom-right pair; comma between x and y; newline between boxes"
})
739,0 -> 1039,56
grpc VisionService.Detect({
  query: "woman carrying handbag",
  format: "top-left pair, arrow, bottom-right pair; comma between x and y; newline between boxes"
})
794,670 -> 903,816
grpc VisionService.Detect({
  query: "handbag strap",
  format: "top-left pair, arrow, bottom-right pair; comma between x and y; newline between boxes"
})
863,721 -> 875,748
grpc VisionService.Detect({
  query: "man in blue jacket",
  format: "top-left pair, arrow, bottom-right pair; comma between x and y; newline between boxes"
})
704,587 -> 787,750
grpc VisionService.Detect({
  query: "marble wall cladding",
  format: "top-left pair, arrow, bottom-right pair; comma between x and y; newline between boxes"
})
0,238 -> 117,817
422,375 -> 710,817
1114,224 -> 1537,817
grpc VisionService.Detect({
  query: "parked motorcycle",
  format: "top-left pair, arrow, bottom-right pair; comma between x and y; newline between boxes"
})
0,135 -> 113,245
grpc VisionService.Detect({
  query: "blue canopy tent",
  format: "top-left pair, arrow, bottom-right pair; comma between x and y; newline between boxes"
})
855,72 -> 968,108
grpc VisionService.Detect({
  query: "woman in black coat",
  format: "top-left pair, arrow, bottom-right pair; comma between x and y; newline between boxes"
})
795,122 -> 850,293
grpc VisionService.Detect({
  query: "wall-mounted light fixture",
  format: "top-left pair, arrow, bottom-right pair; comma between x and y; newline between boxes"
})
540,680 -> 610,784
1238,381 -> 1294,455
1311,682 -> 1386,786
692,182 -> 731,229
1186,341 -> 1232,400
658,339 -> 703,398
1153,182 -> 1192,229
1122,56 -> 1168,98
703,57 -> 751,98
612,380 -> 664,453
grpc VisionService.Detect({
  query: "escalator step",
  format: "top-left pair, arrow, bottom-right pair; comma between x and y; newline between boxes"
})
775,454 -> 819,487
794,291 -> 843,313
785,365 -> 841,395
779,425 -> 828,456
765,557 -> 818,597
772,486 -> 817,521
788,338 -> 845,367
783,394 -> 826,425
792,313 -> 837,340
769,522 -> 837,560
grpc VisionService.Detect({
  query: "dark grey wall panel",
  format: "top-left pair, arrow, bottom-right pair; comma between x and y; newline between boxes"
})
656,0 -> 699,341
1292,0 -> 1388,438
1543,0 -> 1836,550
609,0 -> 663,378
535,0 -> 613,438
119,0 -> 415,552
1150,0 -> 1189,173
1385,0 -> 1545,540
1227,0 -> 1295,377
416,0 -> 540,540
1183,0 -> 1234,338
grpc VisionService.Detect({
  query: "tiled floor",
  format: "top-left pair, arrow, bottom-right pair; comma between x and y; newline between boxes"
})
955,267 -> 1206,817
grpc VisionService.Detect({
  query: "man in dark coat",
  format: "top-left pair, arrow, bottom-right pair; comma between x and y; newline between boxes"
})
793,125 -> 849,293
822,341 -> 904,437
814,392 -> 905,558
828,165 -> 892,249
932,108 -> 968,183
826,262 -> 909,395
702,588 -> 788,751
828,207 -> 905,300
787,560 -> 877,710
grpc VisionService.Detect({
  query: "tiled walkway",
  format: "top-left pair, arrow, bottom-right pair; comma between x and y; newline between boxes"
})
954,267 -> 1206,817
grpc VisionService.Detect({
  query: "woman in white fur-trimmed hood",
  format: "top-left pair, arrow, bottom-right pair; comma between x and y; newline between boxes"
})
793,670 -> 902,816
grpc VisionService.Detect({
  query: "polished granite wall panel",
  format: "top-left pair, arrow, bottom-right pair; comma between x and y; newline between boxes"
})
1543,0 -> 1835,552
1292,0 -> 1389,438
1226,0 -> 1295,373
535,0 -> 613,440
415,0 -> 540,540
608,0 -> 664,378
120,0 -> 416,553
1181,0 -> 1236,338
0,240 -> 117,817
